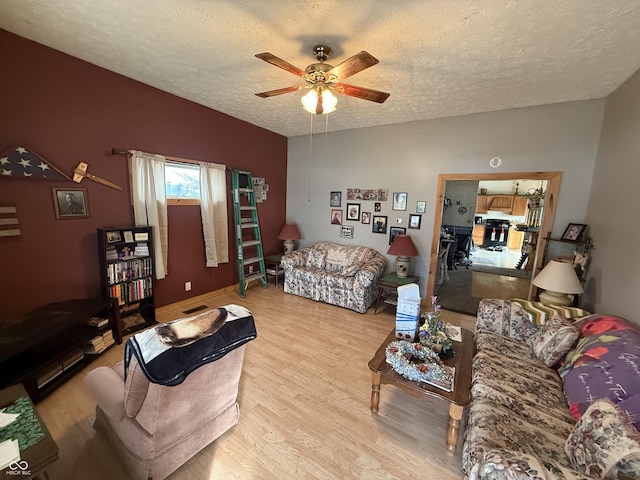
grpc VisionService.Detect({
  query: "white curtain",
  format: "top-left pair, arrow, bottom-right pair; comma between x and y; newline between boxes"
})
128,150 -> 168,279
199,162 -> 229,267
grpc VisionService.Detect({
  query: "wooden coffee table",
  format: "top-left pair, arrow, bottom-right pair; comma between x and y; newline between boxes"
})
367,328 -> 474,452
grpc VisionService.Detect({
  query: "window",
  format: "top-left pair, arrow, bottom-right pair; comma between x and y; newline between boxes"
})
166,162 -> 200,204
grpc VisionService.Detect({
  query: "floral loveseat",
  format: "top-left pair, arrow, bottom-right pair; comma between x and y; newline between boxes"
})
462,299 -> 640,480
280,241 -> 387,313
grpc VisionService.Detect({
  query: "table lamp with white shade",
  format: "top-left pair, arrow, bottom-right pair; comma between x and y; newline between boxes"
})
387,234 -> 419,278
532,259 -> 584,306
278,223 -> 301,254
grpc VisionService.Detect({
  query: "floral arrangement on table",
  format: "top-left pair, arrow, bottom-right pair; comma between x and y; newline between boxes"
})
417,296 -> 454,356
385,340 -> 454,390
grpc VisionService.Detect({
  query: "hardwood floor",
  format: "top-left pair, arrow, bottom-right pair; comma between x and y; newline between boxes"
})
35,285 -> 476,479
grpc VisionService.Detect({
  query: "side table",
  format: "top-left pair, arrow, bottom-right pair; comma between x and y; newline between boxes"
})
374,273 -> 419,314
264,253 -> 285,288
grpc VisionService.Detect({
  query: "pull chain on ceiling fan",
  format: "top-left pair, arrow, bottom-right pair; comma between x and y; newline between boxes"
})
255,44 -> 390,114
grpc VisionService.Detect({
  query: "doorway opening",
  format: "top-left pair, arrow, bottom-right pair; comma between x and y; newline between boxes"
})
426,171 -> 562,316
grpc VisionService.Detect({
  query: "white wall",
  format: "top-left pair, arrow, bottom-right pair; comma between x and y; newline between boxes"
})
286,100 -> 605,297
584,70 -> 640,319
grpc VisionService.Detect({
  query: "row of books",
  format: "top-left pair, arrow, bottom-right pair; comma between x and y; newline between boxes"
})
84,330 -> 116,355
106,257 -> 153,284
107,278 -> 153,305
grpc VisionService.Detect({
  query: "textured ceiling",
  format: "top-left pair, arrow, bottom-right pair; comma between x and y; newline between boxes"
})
2,1 -> 640,138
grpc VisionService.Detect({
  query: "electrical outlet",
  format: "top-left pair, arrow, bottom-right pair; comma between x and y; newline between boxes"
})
185,281 -> 192,291
248,265 -> 254,274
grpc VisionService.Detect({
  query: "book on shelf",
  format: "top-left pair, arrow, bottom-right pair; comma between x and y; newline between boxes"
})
86,316 -> 110,328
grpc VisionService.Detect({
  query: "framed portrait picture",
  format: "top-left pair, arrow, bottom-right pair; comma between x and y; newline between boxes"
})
346,203 -> 360,221
331,209 -> 343,225
374,202 -> 381,212
389,226 -> 406,245
408,214 -> 422,230
330,191 -> 341,207
361,212 -> 371,224
561,223 -> 587,241
52,187 -> 89,219
106,230 -> 122,243
392,192 -> 407,211
372,215 -> 387,234
340,225 -> 354,239
416,201 -> 426,214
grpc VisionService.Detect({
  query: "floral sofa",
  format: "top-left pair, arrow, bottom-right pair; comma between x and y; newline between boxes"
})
462,299 -> 640,480
280,241 -> 387,313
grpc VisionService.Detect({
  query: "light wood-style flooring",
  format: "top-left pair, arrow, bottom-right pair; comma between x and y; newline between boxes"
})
35,285 -> 476,480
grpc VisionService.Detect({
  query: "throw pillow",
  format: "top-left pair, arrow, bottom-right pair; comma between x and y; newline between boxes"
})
340,262 -> 363,277
565,398 -> 640,479
528,314 -> 579,367
306,248 -> 327,269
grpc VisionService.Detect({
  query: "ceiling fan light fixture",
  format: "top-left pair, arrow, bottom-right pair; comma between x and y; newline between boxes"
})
301,87 -> 337,115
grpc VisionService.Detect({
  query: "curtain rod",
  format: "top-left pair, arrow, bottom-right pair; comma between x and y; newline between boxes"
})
111,148 -> 232,171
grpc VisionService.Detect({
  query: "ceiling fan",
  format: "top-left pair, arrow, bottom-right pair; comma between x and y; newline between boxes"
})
255,44 -> 390,114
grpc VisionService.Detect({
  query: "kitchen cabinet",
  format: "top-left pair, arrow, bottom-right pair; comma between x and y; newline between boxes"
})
472,225 -> 485,247
507,230 -> 525,251
475,195 -> 489,214
488,195 -> 513,212
511,196 -> 528,216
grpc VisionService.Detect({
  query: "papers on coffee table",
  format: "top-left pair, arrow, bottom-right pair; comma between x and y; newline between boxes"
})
0,439 -> 20,470
422,365 -> 455,392
0,410 -> 19,428
448,325 -> 463,342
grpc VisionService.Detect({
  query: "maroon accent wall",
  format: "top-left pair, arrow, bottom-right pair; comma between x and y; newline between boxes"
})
0,30 -> 287,322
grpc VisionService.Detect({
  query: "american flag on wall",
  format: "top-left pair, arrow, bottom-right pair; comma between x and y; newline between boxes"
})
0,145 -> 71,180
0,205 -> 21,237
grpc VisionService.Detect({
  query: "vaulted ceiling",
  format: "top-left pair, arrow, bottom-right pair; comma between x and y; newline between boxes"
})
2,1 -> 640,137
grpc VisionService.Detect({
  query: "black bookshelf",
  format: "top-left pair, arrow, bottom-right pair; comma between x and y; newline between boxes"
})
97,226 -> 157,342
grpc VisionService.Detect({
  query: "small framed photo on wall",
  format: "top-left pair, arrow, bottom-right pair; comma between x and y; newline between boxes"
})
361,212 -> 371,224
52,187 -> 90,219
374,202 -> 381,212
408,214 -> 422,229
372,215 -> 387,233
340,225 -> 354,239
346,203 -> 360,221
330,191 -> 341,207
416,201 -> 426,213
392,192 -> 407,211
389,227 -> 406,245
331,209 -> 343,225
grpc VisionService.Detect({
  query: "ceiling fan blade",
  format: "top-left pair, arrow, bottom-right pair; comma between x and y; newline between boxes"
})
255,52 -> 305,77
326,51 -> 379,80
255,85 -> 303,98
335,83 -> 390,103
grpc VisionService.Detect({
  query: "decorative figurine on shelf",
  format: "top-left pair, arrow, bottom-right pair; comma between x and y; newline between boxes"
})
418,296 -> 454,358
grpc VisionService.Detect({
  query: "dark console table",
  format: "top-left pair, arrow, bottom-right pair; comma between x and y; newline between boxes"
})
0,298 -> 118,403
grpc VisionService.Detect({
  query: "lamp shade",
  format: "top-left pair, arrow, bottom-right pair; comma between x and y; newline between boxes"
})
532,259 -> 583,294
301,87 -> 337,115
278,223 -> 301,241
387,235 -> 419,257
